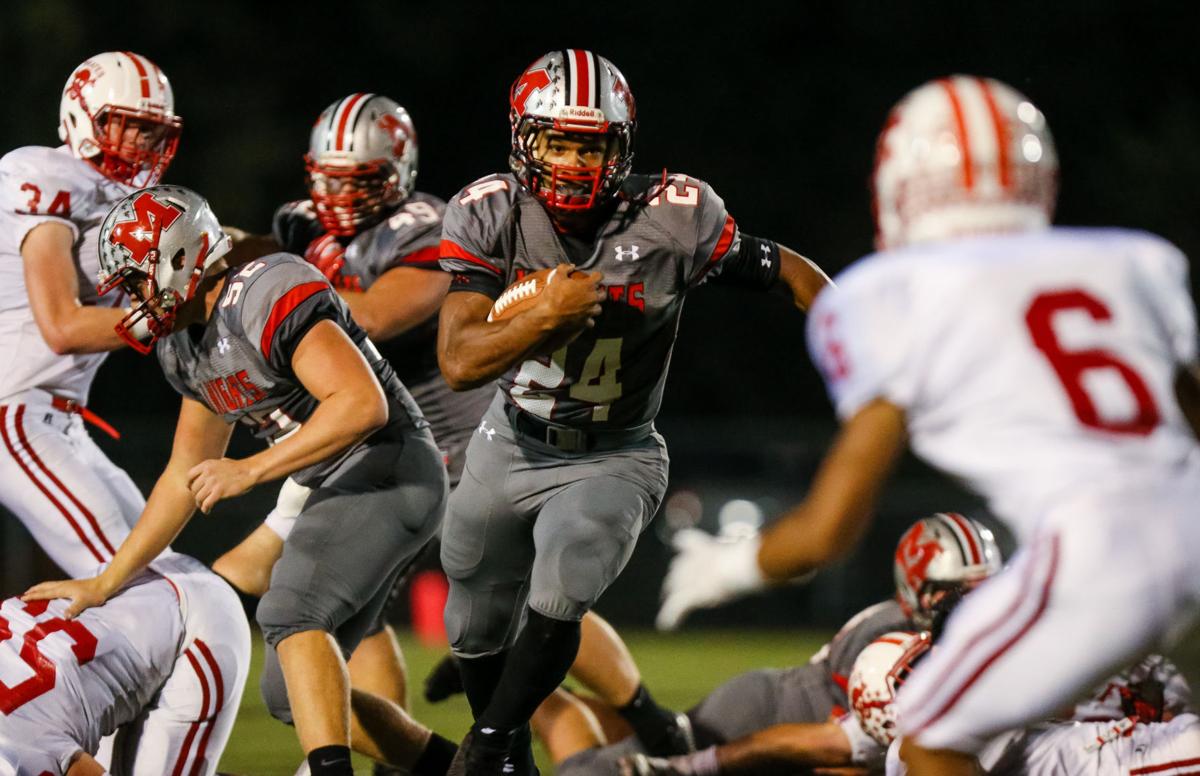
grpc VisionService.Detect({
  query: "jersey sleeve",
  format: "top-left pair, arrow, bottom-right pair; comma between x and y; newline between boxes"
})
377,197 -> 445,274
271,199 -> 324,254
1136,235 -> 1197,365
235,256 -> 343,373
439,176 -> 513,300
684,178 -> 741,288
0,148 -> 86,248
806,263 -> 919,420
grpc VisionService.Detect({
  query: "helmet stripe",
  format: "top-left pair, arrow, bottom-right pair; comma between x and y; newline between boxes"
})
122,51 -> 152,99
943,512 -> 983,565
562,49 -> 575,107
334,92 -> 370,151
938,78 -> 974,190
976,78 -> 1012,189
344,93 -> 377,153
573,49 -> 591,108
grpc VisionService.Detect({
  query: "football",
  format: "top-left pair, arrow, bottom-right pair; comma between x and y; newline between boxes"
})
487,266 -> 567,322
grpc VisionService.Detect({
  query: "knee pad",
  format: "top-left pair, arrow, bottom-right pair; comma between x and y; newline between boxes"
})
256,585 -> 332,648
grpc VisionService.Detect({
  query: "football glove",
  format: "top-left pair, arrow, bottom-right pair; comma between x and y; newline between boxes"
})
655,528 -> 765,631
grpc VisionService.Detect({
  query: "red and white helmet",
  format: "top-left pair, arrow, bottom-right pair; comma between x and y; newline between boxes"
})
58,52 -> 182,188
872,75 -> 1058,250
508,49 -> 636,212
894,513 -> 1002,630
849,631 -> 932,747
304,93 -> 419,236
97,185 -> 231,354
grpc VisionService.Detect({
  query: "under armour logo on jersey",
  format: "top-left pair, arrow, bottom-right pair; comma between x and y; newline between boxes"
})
615,244 -> 640,262
477,420 -> 496,441
760,243 -> 772,267
217,337 -> 230,355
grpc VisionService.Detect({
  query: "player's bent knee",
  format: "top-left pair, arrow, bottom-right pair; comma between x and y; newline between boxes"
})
256,586 -> 336,648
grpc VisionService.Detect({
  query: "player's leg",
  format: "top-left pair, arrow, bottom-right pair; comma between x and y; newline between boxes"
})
896,514 -> 1183,769
0,404 -> 134,576
257,434 -> 446,772
212,478 -> 309,596
530,688 -> 607,765
348,625 -> 408,710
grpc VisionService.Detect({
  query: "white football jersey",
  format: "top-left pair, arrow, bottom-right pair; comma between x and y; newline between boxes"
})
0,145 -> 133,403
0,553 -> 239,773
808,227 -> 1199,543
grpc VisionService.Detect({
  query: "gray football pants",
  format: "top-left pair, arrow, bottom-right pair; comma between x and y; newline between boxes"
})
441,399 -> 669,657
257,429 -> 448,723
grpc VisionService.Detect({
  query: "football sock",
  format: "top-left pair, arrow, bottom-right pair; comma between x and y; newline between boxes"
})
457,650 -> 509,718
411,732 -> 458,776
618,683 -> 689,753
307,744 -> 354,776
423,652 -> 464,702
478,608 -> 581,732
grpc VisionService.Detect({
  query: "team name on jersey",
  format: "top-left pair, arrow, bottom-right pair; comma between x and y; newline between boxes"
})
201,370 -> 266,414
512,268 -> 645,311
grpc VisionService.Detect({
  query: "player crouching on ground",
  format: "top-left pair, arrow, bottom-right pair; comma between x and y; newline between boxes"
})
1,551 -> 249,776
24,186 -> 453,776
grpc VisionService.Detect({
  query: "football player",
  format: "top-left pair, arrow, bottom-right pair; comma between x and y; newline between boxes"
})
24,186 -> 454,776
209,93 -> 493,776
0,52 -> 181,577
435,49 -> 833,775
655,75 -> 1200,775
0,550 -> 249,776
529,515 -> 1000,776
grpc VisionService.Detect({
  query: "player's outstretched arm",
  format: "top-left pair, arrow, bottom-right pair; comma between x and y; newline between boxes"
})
622,721 -> 855,775
657,399 -> 906,630
777,245 -> 834,312
192,319 -> 389,505
22,222 -> 130,354
23,397 -> 234,616
437,265 -> 605,390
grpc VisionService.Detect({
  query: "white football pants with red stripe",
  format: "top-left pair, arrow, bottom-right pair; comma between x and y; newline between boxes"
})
896,476 -> 1200,754
0,395 -> 142,576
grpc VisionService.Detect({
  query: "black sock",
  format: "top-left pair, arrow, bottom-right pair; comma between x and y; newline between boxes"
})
307,744 -> 354,776
477,608 -> 581,732
411,732 -> 458,776
619,684 -> 688,755
458,650 -> 509,719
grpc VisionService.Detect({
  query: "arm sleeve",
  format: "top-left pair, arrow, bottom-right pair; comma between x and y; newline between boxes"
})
0,155 -> 82,247
438,179 -> 511,300
1139,237 -> 1197,365
684,179 -> 741,288
380,221 -> 443,273
708,233 -> 782,291
806,267 -> 917,420
237,259 -> 342,372
271,199 -> 324,254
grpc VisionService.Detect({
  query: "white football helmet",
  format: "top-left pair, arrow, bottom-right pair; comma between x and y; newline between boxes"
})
509,49 -> 636,212
894,513 -> 1002,630
98,185 -> 231,353
304,93 -> 418,236
849,631 -> 932,747
872,75 -> 1058,250
58,52 -> 182,187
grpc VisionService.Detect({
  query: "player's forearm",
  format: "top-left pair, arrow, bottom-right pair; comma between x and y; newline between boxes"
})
340,289 -> 435,342
34,303 -> 129,354
97,469 -> 197,595
715,723 -> 853,773
777,246 -> 833,312
438,313 -> 559,390
242,385 -> 387,484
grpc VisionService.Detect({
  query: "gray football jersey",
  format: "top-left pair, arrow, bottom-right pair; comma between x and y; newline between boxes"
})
272,194 -> 491,474
809,599 -> 912,713
439,172 -> 742,428
155,253 -> 427,487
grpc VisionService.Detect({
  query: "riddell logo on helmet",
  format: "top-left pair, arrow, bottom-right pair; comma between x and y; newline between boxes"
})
556,106 -> 605,122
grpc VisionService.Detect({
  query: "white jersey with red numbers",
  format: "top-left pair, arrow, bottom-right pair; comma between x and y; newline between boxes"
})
886,714 -> 1200,776
0,553 -> 250,776
808,226 -> 1198,544
809,226 -> 1200,754
0,145 -> 133,403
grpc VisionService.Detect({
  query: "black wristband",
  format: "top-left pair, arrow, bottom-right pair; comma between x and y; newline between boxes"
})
711,233 -> 782,290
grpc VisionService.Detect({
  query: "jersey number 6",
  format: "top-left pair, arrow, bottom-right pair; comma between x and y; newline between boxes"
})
1025,288 -> 1160,436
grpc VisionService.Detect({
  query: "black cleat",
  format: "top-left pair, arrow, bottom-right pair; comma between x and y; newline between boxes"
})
637,712 -> 696,758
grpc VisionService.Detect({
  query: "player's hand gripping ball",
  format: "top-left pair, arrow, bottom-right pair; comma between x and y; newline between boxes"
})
488,263 -> 605,352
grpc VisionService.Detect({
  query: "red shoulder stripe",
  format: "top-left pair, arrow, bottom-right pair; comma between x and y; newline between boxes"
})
260,281 -> 329,359
439,239 -> 501,275
398,245 -> 443,265
692,215 -> 737,284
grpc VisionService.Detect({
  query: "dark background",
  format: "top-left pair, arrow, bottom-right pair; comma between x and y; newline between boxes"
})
1,1 -> 1196,627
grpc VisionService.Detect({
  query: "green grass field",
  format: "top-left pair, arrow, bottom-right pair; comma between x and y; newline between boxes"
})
218,628 -> 832,775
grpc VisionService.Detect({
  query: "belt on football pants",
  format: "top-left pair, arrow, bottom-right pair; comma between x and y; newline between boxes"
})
50,397 -> 121,440
504,404 -> 651,454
